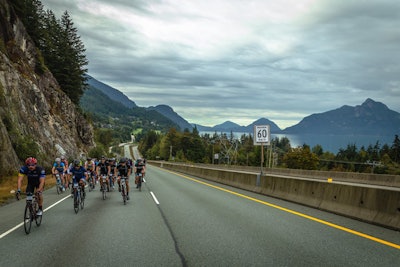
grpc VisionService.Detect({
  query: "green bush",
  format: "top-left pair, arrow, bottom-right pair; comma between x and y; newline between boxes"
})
13,135 -> 40,162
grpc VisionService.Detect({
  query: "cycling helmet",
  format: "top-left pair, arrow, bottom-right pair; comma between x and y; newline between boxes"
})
87,157 -> 92,161
55,157 -> 61,162
61,155 -> 65,160
73,159 -> 81,166
25,157 -> 37,166
119,157 -> 127,163
110,157 -> 115,161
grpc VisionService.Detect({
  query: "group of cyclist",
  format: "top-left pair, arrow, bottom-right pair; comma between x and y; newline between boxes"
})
16,155 -> 147,215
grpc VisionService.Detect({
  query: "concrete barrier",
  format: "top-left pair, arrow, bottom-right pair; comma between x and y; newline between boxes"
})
149,161 -> 400,230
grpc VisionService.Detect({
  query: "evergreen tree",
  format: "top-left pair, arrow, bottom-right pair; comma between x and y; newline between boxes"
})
58,11 -> 88,104
390,134 -> 400,163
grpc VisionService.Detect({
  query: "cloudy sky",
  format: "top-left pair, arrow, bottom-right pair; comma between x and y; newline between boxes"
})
40,0 -> 400,129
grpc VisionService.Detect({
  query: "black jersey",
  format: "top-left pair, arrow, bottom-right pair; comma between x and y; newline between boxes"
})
97,161 -> 109,174
117,164 -> 131,177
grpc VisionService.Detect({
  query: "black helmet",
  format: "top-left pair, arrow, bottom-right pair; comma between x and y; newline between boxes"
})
119,157 -> 127,163
73,159 -> 81,166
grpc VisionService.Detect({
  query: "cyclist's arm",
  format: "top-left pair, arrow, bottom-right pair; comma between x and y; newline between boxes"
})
107,165 -> 111,176
17,172 -> 24,191
38,177 -> 45,192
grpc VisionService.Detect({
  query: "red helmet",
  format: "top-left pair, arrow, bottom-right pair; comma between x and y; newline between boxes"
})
25,157 -> 37,165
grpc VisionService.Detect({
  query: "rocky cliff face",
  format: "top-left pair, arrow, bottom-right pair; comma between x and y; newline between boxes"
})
0,0 -> 94,175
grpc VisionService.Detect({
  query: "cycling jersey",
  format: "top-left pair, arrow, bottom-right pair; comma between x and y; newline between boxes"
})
109,162 -> 117,175
85,160 -> 95,170
53,162 -> 65,173
70,166 -> 87,183
97,161 -> 109,175
19,165 -> 46,193
117,164 -> 131,177
135,161 -> 145,174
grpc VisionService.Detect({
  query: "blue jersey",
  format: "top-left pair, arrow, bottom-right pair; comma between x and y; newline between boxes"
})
70,166 -> 87,183
19,166 -> 46,182
53,162 -> 65,173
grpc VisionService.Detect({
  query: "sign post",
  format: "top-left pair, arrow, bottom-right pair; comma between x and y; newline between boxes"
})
253,125 -> 271,180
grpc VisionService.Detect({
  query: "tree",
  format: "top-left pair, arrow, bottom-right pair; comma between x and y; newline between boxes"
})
57,11 -> 88,104
390,135 -> 400,163
283,146 -> 319,170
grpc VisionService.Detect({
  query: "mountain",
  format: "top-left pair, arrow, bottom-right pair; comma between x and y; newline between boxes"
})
83,76 -> 398,137
245,118 -> 282,133
193,118 -> 282,134
147,105 -> 193,131
86,75 -> 137,108
283,98 -> 400,135
81,83 -> 180,133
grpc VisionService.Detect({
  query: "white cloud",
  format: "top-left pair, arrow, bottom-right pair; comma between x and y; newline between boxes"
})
40,0 -> 400,129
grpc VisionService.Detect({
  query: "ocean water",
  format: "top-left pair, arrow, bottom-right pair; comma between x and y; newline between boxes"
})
199,131 -> 396,154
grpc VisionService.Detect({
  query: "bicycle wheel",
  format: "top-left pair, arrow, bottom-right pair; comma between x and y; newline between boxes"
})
24,204 -> 32,234
56,182 -> 61,194
102,184 -> 106,200
33,201 -> 42,226
74,191 -> 79,214
122,186 -> 126,205
138,177 -> 142,191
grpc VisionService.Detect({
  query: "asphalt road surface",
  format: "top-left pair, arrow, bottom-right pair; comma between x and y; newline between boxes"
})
1,164 -> 399,266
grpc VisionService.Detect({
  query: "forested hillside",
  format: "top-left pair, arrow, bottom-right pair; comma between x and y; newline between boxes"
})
0,0 -> 94,175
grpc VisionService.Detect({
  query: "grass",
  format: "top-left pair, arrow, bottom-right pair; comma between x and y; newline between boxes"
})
0,174 -> 56,206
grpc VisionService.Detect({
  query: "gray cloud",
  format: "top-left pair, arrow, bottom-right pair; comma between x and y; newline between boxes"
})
40,0 -> 400,128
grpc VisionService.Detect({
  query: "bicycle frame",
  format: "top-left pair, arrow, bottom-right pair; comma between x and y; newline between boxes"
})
120,177 -> 127,205
101,175 -> 107,200
73,182 -> 82,214
22,192 -> 42,234
55,173 -> 63,194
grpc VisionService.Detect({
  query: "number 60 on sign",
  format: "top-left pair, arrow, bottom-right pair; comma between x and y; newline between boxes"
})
254,125 -> 270,145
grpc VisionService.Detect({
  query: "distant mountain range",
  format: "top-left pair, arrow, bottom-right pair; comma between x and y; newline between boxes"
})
85,75 -> 400,136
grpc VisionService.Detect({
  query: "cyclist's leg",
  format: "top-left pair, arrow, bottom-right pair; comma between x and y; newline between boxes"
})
32,179 -> 43,211
60,173 -> 66,190
79,179 -> 86,196
99,174 -> 104,190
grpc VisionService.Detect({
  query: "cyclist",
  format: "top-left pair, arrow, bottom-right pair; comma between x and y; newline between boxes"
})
134,158 -> 146,188
52,157 -> 66,191
108,157 -> 117,190
84,157 -> 96,187
16,157 -> 46,216
69,159 -> 88,197
116,157 -> 132,199
60,156 -> 70,188
96,156 -> 109,192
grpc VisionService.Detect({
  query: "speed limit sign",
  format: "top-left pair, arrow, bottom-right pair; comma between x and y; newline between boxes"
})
254,125 -> 270,145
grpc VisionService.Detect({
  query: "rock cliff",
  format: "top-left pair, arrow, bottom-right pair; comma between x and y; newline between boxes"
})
0,0 -> 94,175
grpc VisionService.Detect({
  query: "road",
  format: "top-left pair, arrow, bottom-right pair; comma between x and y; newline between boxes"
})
1,161 -> 399,266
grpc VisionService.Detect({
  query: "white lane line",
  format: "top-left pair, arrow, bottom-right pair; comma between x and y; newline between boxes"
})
150,191 -> 160,205
0,194 -> 71,239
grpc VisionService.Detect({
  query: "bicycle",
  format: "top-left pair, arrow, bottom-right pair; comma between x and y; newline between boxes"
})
135,172 -> 143,191
16,192 -> 42,234
72,182 -> 85,214
55,173 -> 64,194
120,176 -> 128,205
100,174 -> 108,200
88,172 -> 95,192
109,174 -> 115,191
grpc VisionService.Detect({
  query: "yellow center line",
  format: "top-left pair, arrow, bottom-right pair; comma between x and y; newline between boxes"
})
163,168 -> 400,250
